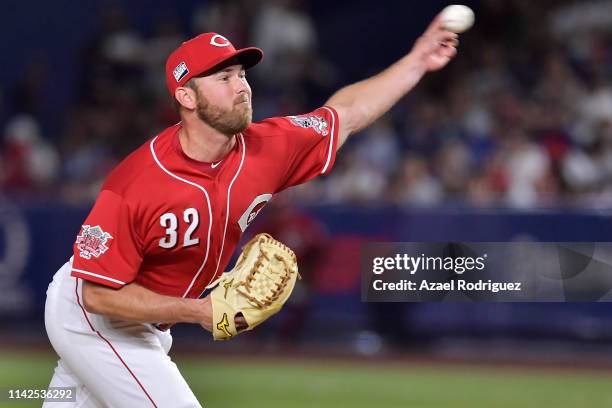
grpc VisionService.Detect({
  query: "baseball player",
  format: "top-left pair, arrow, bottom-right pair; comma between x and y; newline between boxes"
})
44,15 -> 458,408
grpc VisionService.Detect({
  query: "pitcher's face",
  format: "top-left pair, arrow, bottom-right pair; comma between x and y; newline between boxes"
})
192,64 -> 252,136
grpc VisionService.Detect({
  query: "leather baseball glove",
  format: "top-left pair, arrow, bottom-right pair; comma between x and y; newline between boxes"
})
209,233 -> 300,340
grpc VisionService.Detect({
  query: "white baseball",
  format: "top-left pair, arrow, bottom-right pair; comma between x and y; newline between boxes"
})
440,4 -> 475,33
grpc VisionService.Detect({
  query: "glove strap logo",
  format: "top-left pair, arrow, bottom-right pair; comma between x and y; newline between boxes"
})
217,313 -> 232,338
75,225 -> 113,260
223,279 -> 234,299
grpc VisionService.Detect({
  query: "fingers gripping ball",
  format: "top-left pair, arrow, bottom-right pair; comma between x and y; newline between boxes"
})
209,233 -> 300,340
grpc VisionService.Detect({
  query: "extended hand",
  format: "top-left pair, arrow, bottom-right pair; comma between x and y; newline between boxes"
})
411,15 -> 459,72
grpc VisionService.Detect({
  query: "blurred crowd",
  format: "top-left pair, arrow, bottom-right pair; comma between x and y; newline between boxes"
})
3,0 -> 612,209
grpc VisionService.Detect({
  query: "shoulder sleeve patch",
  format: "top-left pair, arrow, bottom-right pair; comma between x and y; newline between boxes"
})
286,115 -> 329,136
75,225 -> 114,260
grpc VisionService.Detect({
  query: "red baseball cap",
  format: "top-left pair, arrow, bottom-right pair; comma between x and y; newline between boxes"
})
165,32 -> 263,96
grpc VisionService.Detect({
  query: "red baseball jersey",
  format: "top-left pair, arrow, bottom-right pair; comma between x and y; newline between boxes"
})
71,106 -> 339,298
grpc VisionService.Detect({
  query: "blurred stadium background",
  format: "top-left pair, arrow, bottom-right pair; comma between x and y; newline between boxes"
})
2,0 -> 612,406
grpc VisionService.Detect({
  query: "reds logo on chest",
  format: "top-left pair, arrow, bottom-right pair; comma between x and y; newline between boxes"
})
76,225 -> 113,259
237,193 -> 272,232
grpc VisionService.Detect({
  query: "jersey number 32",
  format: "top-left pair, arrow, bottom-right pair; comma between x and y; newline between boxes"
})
159,208 -> 200,249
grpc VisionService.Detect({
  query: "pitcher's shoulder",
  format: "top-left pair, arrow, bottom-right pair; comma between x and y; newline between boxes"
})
103,125 -> 179,195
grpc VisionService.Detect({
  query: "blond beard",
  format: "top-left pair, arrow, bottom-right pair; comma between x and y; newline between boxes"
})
195,91 -> 252,136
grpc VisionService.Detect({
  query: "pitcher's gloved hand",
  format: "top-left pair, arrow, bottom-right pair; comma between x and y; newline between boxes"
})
207,233 -> 300,340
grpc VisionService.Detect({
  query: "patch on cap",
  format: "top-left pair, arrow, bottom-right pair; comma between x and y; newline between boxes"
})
173,61 -> 189,82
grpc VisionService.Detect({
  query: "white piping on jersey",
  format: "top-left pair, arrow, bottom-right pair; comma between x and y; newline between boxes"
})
71,268 -> 126,285
208,133 -> 246,288
321,106 -> 336,174
149,136 -> 213,298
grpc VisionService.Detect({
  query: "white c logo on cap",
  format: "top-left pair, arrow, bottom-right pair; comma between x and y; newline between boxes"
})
210,34 -> 231,47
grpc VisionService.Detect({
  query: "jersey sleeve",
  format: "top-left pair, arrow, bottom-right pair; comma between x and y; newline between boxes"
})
71,190 -> 143,288
272,106 -> 339,191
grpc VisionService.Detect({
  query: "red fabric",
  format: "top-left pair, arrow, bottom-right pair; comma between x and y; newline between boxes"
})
541,130 -> 569,163
313,236 -> 364,293
3,144 -> 32,189
165,32 -> 262,95
71,107 -> 339,299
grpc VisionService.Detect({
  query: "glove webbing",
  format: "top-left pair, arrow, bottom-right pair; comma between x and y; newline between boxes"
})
236,249 -> 295,309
